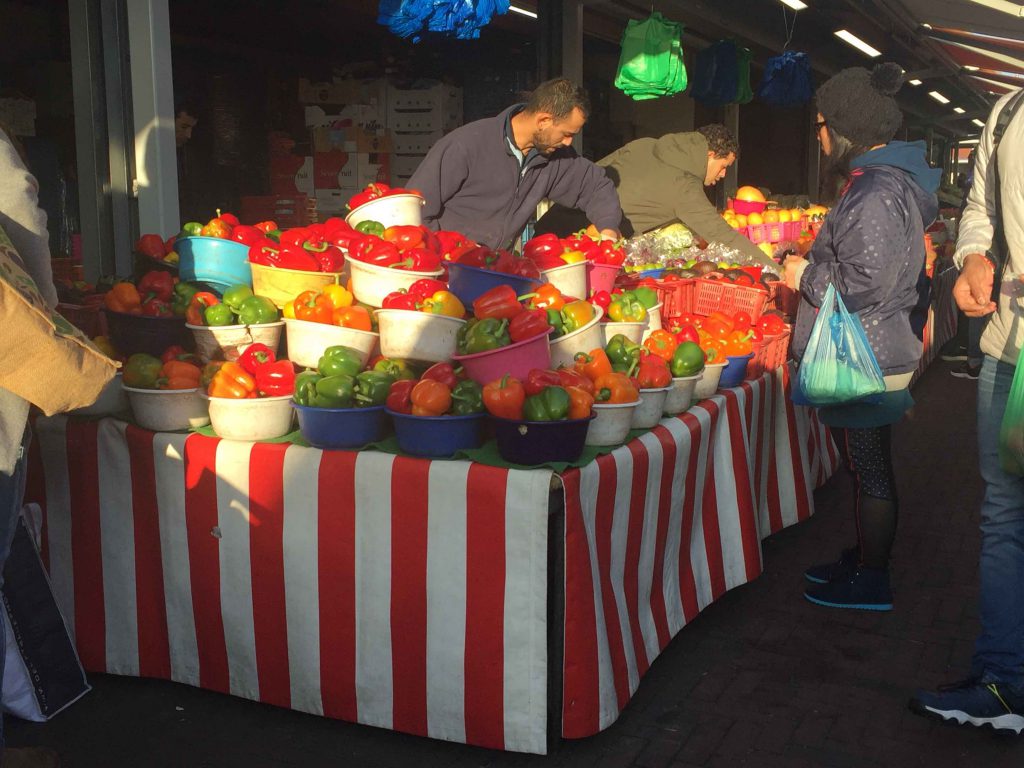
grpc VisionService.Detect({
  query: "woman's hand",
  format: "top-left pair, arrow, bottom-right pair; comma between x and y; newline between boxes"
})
784,254 -> 807,290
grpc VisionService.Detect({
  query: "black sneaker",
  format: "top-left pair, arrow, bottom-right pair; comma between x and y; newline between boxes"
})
803,546 -> 859,584
909,678 -> 1024,734
939,340 -> 968,361
804,566 -> 893,611
950,362 -> 981,380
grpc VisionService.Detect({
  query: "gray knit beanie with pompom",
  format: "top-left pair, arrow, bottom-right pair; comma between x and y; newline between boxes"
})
815,62 -> 904,146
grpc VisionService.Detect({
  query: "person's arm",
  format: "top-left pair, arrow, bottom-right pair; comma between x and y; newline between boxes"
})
797,181 -> 908,312
407,139 -> 471,231
545,157 -> 623,235
672,180 -> 777,268
0,129 -> 58,308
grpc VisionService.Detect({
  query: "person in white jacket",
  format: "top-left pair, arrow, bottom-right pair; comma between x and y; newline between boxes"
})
909,90 -> 1024,733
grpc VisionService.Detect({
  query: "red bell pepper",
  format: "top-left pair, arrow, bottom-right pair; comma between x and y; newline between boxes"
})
141,297 -> 173,317
455,245 -> 494,268
381,290 -> 420,311
255,360 -> 295,397
525,368 -> 562,397
556,367 -> 595,396
161,345 -> 188,364
247,239 -> 277,266
492,250 -> 541,279
591,240 -> 626,267
636,352 -> 671,389
315,245 -> 345,273
269,245 -> 320,272
419,227 -> 440,254
435,230 -> 469,258
185,292 -> 220,326
348,182 -> 391,211
254,220 -> 278,234
523,233 -> 563,262
386,379 -> 416,414
135,234 -> 166,259
674,324 -> 700,345
382,225 -> 424,251
217,211 -> 240,227
360,239 -> 401,267
472,285 -> 523,320
230,225 -> 265,247
278,228 -> 309,248
138,270 -> 174,301
422,362 -> 461,390
408,278 -> 447,300
508,308 -> 550,343
590,290 -> 612,311
394,247 -> 441,272
237,343 -> 277,376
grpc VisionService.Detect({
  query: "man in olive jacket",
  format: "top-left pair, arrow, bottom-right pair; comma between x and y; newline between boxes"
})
536,124 -> 773,266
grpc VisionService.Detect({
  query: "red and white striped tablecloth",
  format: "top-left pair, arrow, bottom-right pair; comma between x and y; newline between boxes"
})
25,368 -> 836,754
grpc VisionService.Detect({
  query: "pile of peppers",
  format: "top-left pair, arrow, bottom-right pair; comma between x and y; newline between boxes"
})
186,284 -> 280,327
385,362 -> 484,417
291,345 -> 394,409
206,342 -> 295,398
456,285 -> 553,355
480,368 -> 594,421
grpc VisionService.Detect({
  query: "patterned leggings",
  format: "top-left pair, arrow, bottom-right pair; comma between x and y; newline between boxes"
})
838,426 -> 898,568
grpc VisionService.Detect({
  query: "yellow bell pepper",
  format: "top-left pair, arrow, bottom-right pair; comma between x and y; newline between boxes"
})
321,284 -> 354,310
559,250 -> 586,265
91,335 -> 117,359
283,300 -> 296,319
420,290 -> 466,318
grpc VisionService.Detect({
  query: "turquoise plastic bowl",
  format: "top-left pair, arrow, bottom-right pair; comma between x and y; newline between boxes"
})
176,236 -> 252,291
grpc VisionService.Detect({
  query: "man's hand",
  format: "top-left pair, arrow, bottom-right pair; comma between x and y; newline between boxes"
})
953,252 -> 997,317
784,255 -> 806,290
598,228 -> 620,242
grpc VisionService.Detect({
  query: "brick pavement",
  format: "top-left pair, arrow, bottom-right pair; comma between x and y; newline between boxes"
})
8,361 -> 1024,767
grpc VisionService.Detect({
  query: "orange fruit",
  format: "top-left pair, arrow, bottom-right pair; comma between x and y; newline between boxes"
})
777,210 -> 792,223
747,212 -> 764,226
763,210 -> 780,224
735,185 -> 766,203
735,213 -> 748,227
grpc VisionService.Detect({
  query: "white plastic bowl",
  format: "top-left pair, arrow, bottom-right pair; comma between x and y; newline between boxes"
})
284,318 -> 378,370
345,193 -> 424,229
375,309 -> 466,363
641,303 -> 664,343
549,305 -> 604,369
663,374 -> 702,415
632,387 -> 670,429
72,373 -> 129,417
540,261 -> 588,299
205,394 -> 294,441
692,361 -> 727,402
187,321 -> 284,363
124,385 -> 210,432
602,320 -> 647,345
348,257 -> 444,308
585,401 -> 638,446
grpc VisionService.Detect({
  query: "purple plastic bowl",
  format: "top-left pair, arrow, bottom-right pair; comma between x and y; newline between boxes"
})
490,414 -> 596,465
452,329 -> 553,386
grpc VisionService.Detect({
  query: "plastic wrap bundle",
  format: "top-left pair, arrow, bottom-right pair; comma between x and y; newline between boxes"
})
378,0 -> 510,41
625,236 -> 781,278
622,224 -> 695,271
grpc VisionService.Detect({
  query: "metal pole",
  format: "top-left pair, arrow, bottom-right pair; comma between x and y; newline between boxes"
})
101,0 -> 135,277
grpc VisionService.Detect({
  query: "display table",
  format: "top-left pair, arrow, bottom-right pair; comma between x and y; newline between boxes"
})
25,368 -> 836,754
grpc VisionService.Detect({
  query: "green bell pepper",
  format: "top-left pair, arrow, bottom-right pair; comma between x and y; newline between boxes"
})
632,286 -> 659,310
546,308 -> 565,339
355,220 -> 385,237
237,295 -> 279,325
179,222 -> 203,238
204,302 -> 237,327
606,333 -> 641,373
373,358 -> 416,381
450,380 -> 484,415
607,291 -> 648,323
222,284 -> 254,312
123,353 -> 163,389
670,341 -> 706,378
293,371 -> 323,406
315,374 -> 355,408
318,345 -> 363,378
457,317 -> 510,355
172,281 -> 201,316
522,386 -> 570,421
354,370 -> 395,407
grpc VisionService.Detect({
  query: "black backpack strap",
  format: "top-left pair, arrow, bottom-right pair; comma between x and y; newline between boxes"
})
987,89 -> 1024,295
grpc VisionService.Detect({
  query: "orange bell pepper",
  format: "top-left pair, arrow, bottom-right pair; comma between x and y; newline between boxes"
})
294,290 -> 333,325
104,282 -> 142,314
529,283 -> 565,311
410,378 -> 452,417
159,360 -> 201,390
593,372 -> 639,404
724,330 -> 754,356
574,348 -> 613,382
334,305 -> 373,331
565,385 -> 594,419
208,361 -> 256,398
643,329 -> 679,362
482,374 -> 526,420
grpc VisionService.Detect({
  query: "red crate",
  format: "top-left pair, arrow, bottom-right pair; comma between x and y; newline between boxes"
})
766,281 -> 800,318
57,302 -> 107,338
692,278 -> 768,321
746,328 -> 791,380
616,275 -> 695,326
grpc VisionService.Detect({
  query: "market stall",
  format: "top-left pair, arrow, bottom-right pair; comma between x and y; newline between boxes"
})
25,367 -> 835,755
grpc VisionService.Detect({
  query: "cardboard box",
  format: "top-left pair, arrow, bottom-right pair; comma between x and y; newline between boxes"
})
298,78 -> 363,105
312,124 -> 392,154
313,151 -> 358,190
315,189 -> 354,215
388,84 -> 462,132
390,154 -> 425,179
356,153 -> 392,188
391,131 -> 443,155
269,155 -> 313,196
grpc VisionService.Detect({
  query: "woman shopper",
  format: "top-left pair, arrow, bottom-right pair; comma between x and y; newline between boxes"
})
783,63 -> 940,611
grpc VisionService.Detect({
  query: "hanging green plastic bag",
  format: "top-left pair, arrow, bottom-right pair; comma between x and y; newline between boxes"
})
735,44 -> 754,104
999,350 -> 1024,474
797,283 -> 885,406
614,13 -> 687,100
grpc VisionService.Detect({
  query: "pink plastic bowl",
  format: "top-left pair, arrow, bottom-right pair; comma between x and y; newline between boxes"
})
587,262 -> 620,296
452,329 -> 553,386
731,198 -> 767,215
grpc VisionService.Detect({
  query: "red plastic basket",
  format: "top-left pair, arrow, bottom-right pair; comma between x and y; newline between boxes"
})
692,278 -> 768,321
746,329 -> 791,380
615,275 -> 695,324
766,281 -> 800,318
56,302 -> 108,338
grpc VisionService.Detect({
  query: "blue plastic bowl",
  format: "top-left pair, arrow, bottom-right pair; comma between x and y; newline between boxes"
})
176,236 -> 252,291
636,268 -> 665,279
719,353 -> 755,389
104,309 -> 192,357
387,409 -> 485,458
490,414 -> 595,466
445,262 -> 540,308
292,403 -> 389,450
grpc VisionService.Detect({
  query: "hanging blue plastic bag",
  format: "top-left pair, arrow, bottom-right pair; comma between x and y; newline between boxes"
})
756,50 -> 813,107
691,40 -> 738,106
797,284 -> 885,406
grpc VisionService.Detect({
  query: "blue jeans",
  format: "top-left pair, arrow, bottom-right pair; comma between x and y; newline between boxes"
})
973,356 -> 1024,690
967,316 -> 984,368
0,426 -> 30,746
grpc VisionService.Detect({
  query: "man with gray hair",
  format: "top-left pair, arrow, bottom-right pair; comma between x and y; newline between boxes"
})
409,78 -> 622,250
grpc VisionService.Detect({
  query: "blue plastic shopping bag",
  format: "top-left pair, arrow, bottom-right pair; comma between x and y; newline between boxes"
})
796,284 -> 885,406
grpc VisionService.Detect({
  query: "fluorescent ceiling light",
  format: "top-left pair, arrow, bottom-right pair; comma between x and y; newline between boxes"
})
508,4 -> 537,18
922,23 -> 932,29
965,0 -> 1024,17
834,29 -> 882,57
960,138 -> 980,144
963,65 -> 980,71
954,106 -> 966,113
779,0 -> 808,9
973,118 -> 987,127
929,90 -> 951,104
908,78 -> 922,85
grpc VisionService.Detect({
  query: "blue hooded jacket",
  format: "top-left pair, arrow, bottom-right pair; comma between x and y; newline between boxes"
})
791,140 -> 940,376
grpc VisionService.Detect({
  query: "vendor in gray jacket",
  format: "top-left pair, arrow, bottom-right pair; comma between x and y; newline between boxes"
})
408,78 -> 623,250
